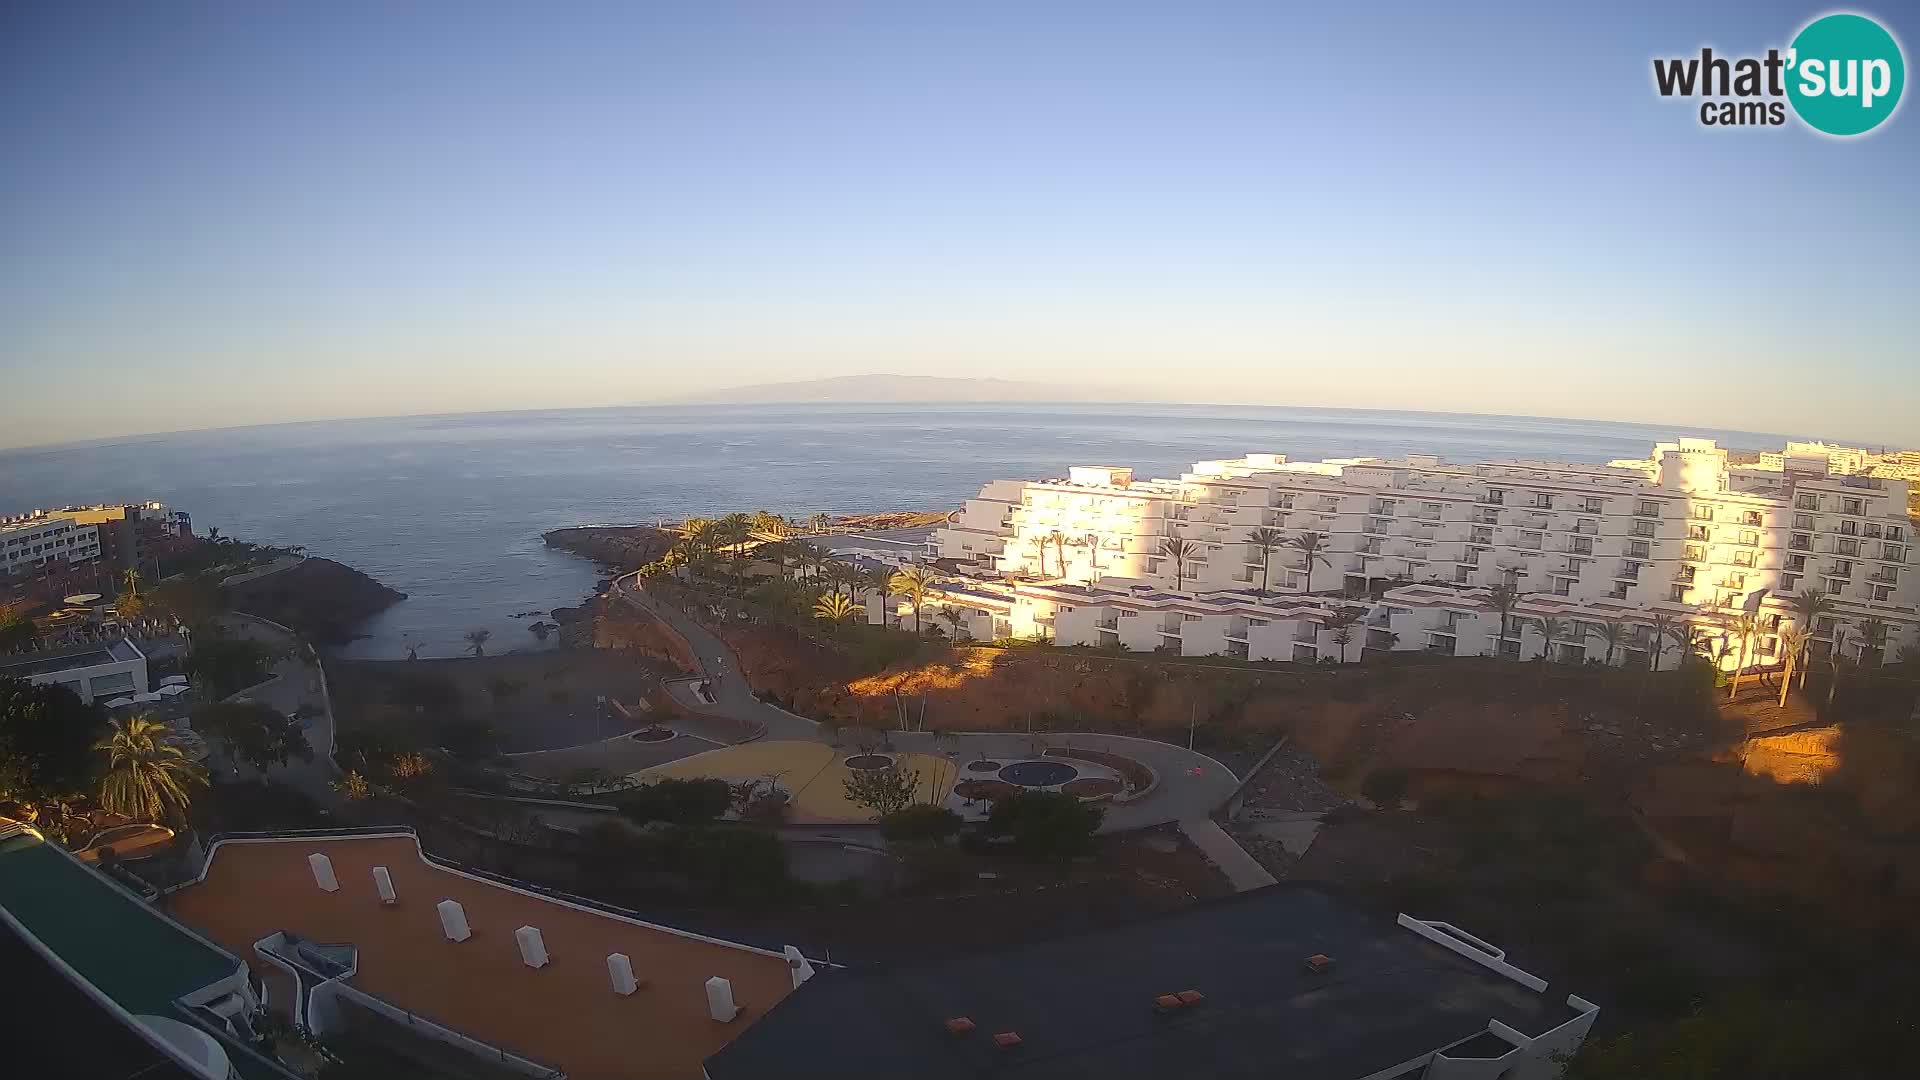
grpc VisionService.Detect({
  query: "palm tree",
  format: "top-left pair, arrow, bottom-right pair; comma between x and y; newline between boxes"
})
749,511 -> 789,540
1535,616 -> 1573,663
716,513 -> 752,590
121,567 -> 143,597
813,592 -> 857,633
887,567 -> 939,635
1289,532 -> 1331,593
825,561 -> 859,600
1026,534 -> 1050,577
1826,620 -> 1852,713
1646,611 -> 1677,672
808,512 -> 833,535
1487,581 -> 1523,653
1723,611 -> 1761,700
464,628 -> 491,656
1777,626 -> 1811,708
1786,588 -> 1832,688
938,606 -> 969,641
678,517 -> 713,563
1664,619 -> 1701,669
1159,537 -> 1197,590
1589,619 -> 1628,667
1048,531 -> 1069,582
94,714 -> 206,824
1246,528 -> 1285,596
1327,606 -> 1365,662
1856,616 -> 1890,667
1070,533 -> 1104,582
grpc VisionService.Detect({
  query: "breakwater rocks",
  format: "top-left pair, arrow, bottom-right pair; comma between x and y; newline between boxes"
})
542,525 -> 673,570
226,558 -> 406,645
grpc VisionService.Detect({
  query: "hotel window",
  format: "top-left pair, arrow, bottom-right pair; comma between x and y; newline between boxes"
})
1786,554 -> 1806,572
1790,532 -> 1813,550
1320,497 -> 1340,511
1472,527 -> 1494,544
1684,544 -> 1706,562
1733,550 -> 1754,568
1843,498 -> 1865,516
1793,513 -> 1814,530
1520,531 -> 1543,550
1742,510 -> 1763,526
1687,525 -> 1710,541
1690,506 -> 1714,521
1726,572 -> 1747,590
1552,577 -> 1573,596
1627,540 -> 1650,559
1889,526 -> 1906,543
1840,519 -> 1859,536
1832,560 -> 1854,578
1669,585 -> 1687,602
1781,573 -> 1800,591
1485,488 -> 1506,505
1738,529 -> 1760,547
1630,520 -> 1655,538
1886,544 -> 1908,563
1570,537 -> 1593,555
1635,500 -> 1660,517
1797,494 -> 1821,511
1874,585 -> 1895,602
1838,539 -> 1859,557
1454,566 -> 1471,583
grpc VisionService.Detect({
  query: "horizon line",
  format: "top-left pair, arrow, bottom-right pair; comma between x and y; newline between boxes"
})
0,397 -> 1901,456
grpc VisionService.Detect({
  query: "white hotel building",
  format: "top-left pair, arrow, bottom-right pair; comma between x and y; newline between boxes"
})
0,513 -> 102,579
902,439 -> 1917,669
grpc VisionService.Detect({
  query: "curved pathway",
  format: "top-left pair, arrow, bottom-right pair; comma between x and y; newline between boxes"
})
608,575 -> 1242,830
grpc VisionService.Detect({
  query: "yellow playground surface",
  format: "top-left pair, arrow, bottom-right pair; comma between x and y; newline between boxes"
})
635,740 -> 959,823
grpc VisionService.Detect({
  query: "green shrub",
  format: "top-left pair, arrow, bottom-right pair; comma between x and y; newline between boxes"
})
880,804 -> 962,847
614,777 -> 735,824
986,790 -> 1103,857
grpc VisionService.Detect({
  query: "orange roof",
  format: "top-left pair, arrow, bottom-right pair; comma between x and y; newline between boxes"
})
166,833 -> 793,1080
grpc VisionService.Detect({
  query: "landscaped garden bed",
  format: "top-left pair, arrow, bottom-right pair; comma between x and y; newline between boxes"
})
1061,777 -> 1122,799
954,779 -> 1021,802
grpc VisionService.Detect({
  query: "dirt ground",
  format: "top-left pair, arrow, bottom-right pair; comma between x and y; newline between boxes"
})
329,649 -> 670,752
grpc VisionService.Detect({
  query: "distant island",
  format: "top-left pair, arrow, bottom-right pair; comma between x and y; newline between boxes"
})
668,373 -> 1127,405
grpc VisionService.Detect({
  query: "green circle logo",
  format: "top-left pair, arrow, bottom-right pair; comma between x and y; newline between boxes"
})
1786,13 -> 1905,136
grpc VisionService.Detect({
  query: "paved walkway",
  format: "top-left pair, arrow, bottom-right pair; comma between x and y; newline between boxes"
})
1177,817 -> 1278,892
608,575 -> 1242,830
211,614 -> 344,809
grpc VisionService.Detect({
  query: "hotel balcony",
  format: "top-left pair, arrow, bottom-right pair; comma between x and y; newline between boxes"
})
1868,570 -> 1898,585
1292,625 -> 1319,643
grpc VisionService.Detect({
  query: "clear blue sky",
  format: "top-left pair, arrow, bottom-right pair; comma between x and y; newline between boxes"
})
2,1 -> 1915,448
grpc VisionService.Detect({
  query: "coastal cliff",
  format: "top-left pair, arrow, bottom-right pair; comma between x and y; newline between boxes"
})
226,558 -> 407,645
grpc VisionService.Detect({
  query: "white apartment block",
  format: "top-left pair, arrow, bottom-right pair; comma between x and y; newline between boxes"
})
0,514 -> 102,578
910,438 -> 1917,669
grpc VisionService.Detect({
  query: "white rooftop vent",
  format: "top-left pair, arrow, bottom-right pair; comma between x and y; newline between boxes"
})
372,866 -> 396,905
437,899 -> 471,942
706,976 -> 741,1022
307,853 -> 338,893
607,953 -> 639,996
515,925 -> 549,969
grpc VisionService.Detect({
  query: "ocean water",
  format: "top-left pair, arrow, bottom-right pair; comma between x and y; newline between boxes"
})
0,404 -> 1804,658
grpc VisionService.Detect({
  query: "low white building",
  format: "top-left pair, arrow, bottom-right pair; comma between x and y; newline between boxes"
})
0,638 -> 149,704
914,438 -> 1918,668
